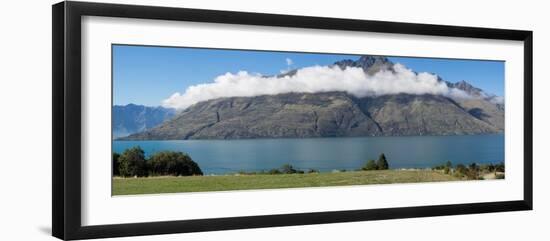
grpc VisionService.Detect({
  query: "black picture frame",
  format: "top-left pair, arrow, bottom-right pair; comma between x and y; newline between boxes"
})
52,1 -> 533,240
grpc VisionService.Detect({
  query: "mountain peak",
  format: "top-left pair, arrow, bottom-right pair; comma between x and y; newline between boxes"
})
357,55 -> 390,65
456,80 -> 473,86
334,55 -> 394,75
446,80 -> 484,97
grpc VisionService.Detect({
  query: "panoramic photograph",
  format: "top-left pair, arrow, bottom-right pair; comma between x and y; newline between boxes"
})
111,45 -> 505,195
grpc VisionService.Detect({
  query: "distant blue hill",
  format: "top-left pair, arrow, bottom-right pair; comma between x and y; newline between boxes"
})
113,104 -> 176,138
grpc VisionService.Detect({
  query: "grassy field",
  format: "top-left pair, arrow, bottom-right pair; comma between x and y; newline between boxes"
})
112,170 -> 460,195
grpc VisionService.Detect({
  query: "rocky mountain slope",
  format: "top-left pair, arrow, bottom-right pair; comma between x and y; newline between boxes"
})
113,104 -> 175,138
119,56 -> 504,140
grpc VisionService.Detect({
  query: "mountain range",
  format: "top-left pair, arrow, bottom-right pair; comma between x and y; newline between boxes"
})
112,104 -> 175,138
117,56 -> 504,140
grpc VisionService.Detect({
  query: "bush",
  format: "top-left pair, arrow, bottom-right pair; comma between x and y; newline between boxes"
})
433,161 -> 452,173
455,164 -> 467,177
118,146 -> 149,177
307,169 -> 319,174
362,160 -> 378,171
280,164 -> 298,174
376,153 -> 389,170
495,162 -> 505,172
150,151 -> 203,176
113,152 -> 120,176
481,163 -> 495,172
466,163 -> 480,180
265,164 -> 306,174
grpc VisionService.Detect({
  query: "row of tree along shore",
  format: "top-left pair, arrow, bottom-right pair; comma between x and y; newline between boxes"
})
113,146 -> 503,180
113,146 -> 203,177
431,161 -> 505,180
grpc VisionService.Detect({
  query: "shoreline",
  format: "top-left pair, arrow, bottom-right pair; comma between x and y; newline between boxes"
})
114,132 -> 505,142
112,167 -> 504,180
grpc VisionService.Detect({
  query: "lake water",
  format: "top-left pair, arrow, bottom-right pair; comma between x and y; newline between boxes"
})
113,134 -> 504,174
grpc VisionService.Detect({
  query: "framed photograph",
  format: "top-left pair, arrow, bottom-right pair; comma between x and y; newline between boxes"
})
52,1 -> 533,240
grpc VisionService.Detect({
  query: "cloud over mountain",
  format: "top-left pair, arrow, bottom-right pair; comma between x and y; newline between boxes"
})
162,63 -> 471,109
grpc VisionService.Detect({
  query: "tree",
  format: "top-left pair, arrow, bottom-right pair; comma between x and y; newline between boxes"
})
484,163 -> 495,172
362,159 -> 378,171
495,162 -> 505,172
280,164 -> 298,174
467,163 -> 480,180
376,153 -> 389,170
149,151 -> 203,176
118,146 -> 149,177
112,152 -> 120,176
455,164 -> 467,177
443,161 -> 452,174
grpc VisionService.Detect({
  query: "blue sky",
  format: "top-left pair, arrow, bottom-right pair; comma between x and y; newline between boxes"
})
113,45 -> 504,107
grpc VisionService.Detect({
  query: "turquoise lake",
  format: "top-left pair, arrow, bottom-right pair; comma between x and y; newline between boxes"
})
113,134 -> 504,174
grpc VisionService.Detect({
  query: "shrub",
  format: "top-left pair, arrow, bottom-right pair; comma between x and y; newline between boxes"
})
112,152 -> 120,176
268,168 -> 281,175
362,160 -> 378,171
466,163 -> 480,180
307,169 -> 319,174
280,164 -> 298,174
455,164 -> 467,177
482,163 -> 496,172
118,146 -> 149,177
149,151 -> 203,176
434,161 -> 452,173
495,162 -> 505,172
376,153 -> 389,170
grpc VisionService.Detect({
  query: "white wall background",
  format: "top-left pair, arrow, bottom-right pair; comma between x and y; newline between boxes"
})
0,0 -> 547,240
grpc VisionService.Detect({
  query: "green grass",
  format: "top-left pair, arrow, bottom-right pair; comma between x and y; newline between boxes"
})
112,170 -> 460,195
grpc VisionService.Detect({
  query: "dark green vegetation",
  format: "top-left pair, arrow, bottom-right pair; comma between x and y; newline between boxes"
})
238,164 -> 317,175
119,56 -> 504,141
116,147 -> 149,177
113,146 -> 203,177
113,170 -> 460,195
112,148 -> 500,195
112,148 -> 395,178
361,153 -> 389,171
432,161 -> 505,180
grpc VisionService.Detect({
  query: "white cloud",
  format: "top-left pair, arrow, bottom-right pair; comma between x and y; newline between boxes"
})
285,58 -> 293,66
162,63 -> 471,109
489,96 -> 504,105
